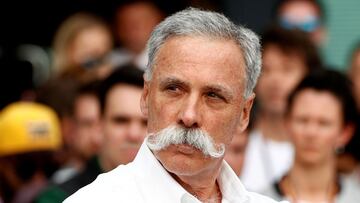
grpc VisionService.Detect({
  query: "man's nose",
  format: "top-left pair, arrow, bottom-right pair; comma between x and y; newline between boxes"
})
178,94 -> 201,128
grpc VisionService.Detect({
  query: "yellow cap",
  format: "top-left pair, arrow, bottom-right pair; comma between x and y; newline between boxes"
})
0,102 -> 62,156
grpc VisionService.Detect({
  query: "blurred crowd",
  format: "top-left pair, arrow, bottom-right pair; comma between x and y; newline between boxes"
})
1,0 -> 360,202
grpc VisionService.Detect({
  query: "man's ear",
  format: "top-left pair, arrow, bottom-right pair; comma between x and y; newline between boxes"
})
238,93 -> 255,132
140,81 -> 150,117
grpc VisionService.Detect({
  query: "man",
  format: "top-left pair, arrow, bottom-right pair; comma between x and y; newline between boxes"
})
50,80 -> 102,184
36,76 -> 80,183
71,81 -> 102,163
263,69 -> 360,202
65,8 -> 285,203
241,26 -> 321,192
35,65 -> 147,202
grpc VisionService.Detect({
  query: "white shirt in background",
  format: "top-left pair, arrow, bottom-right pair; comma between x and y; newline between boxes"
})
241,130 -> 294,192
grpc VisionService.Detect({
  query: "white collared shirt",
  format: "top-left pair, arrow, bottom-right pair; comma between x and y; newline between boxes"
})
64,140 -> 286,203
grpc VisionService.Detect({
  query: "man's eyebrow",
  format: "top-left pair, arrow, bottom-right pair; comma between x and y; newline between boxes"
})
159,77 -> 189,87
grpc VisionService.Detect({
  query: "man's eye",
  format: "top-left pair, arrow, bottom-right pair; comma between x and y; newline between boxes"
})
164,84 -> 181,93
207,92 -> 219,98
167,85 -> 178,91
207,92 -> 221,99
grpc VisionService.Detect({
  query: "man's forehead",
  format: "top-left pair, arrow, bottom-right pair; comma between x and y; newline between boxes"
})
154,35 -> 244,60
152,37 -> 245,84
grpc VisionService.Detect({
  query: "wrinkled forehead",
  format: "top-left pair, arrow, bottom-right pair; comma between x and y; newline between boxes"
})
156,35 -> 245,67
152,35 -> 246,89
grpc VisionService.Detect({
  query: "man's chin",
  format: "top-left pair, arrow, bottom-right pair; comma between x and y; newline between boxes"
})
156,150 -> 205,176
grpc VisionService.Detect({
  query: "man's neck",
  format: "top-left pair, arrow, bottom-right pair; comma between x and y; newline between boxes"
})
257,111 -> 288,141
171,161 -> 223,202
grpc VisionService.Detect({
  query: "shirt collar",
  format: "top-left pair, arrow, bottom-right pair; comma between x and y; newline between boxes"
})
218,160 -> 250,203
132,138 -> 249,203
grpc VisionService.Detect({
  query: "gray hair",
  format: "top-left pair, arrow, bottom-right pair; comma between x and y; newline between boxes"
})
144,7 -> 261,98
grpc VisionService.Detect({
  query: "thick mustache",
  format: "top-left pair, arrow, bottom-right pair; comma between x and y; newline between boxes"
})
146,125 -> 225,158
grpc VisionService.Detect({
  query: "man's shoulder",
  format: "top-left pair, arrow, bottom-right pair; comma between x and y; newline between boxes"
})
64,163 -> 140,202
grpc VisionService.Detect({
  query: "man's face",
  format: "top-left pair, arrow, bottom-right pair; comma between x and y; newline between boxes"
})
224,126 -> 248,176
101,84 -> 147,170
287,89 -> 346,165
256,44 -> 307,116
141,36 -> 254,176
73,94 -> 102,159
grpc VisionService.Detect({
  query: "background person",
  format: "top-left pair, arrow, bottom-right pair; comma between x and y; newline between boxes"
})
110,0 -> 164,70
224,119 -> 253,176
241,26 -> 322,192
0,102 -> 62,203
263,69 -> 360,202
52,12 -> 114,81
49,80 -> 102,184
275,0 -> 326,46
35,64 -> 147,202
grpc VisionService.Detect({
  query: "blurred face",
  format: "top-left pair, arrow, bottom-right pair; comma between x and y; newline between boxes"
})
279,0 -> 324,45
101,84 -> 147,170
287,89 -> 345,166
73,94 -> 102,159
256,44 -> 307,116
141,36 -> 254,177
350,51 -> 360,110
69,26 -> 112,68
116,2 -> 163,53
224,127 -> 248,176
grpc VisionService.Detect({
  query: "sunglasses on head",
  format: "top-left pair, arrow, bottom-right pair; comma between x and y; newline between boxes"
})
279,15 -> 320,33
